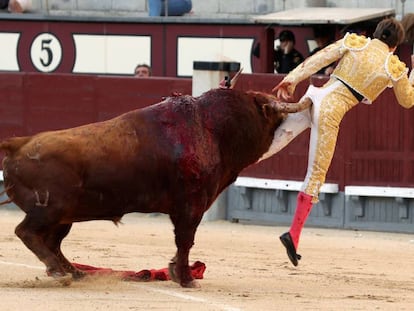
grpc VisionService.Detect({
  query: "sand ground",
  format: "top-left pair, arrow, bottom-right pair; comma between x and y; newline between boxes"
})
0,208 -> 413,311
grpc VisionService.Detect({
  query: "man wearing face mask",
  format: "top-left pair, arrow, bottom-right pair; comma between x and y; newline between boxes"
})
274,30 -> 305,74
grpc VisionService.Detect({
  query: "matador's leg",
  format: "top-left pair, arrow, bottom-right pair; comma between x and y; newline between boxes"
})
259,108 -> 311,161
280,81 -> 358,266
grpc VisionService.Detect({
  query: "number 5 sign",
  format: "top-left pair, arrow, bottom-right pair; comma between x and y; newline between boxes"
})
30,33 -> 63,72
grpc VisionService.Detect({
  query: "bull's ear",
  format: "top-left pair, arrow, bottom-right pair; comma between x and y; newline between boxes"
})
261,103 -> 272,119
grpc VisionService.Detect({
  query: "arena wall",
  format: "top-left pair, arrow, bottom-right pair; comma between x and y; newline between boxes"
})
1,72 -> 414,232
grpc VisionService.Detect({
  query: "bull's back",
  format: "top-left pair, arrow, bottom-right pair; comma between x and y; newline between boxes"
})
0,90 -> 273,218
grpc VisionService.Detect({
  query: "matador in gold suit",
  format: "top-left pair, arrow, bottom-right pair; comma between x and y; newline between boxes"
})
262,18 -> 414,266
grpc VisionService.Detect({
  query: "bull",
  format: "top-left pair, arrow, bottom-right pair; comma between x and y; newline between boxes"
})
0,86 -> 310,288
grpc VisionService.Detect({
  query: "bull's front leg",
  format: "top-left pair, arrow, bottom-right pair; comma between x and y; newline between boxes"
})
169,212 -> 203,288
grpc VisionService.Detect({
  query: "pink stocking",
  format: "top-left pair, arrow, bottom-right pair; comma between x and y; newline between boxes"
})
289,191 -> 313,249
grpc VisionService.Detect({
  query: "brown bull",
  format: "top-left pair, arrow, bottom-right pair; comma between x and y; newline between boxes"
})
0,88 -> 310,288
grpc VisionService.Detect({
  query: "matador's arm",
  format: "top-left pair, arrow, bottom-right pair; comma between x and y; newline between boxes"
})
278,39 -> 344,95
391,56 -> 414,109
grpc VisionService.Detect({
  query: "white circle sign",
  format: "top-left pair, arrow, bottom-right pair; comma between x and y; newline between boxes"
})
30,33 -> 62,72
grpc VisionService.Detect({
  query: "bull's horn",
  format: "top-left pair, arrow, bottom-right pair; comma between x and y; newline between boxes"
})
272,97 -> 312,113
229,68 -> 243,89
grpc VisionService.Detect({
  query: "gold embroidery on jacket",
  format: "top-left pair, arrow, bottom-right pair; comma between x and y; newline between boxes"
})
333,39 -> 392,102
342,33 -> 370,50
385,54 -> 408,81
279,33 -> 414,201
303,84 -> 358,202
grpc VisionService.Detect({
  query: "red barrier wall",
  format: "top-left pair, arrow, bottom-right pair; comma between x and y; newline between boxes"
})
1,72 -> 414,191
0,73 -> 191,136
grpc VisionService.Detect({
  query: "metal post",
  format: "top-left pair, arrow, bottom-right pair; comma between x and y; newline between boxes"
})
401,0 -> 406,18
164,0 -> 168,16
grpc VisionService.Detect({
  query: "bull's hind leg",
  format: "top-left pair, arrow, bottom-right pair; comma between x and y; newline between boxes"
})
169,212 -> 203,288
43,224 -> 86,280
15,215 -> 67,278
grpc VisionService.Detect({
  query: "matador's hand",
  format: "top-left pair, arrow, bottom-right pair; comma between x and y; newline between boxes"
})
272,81 -> 293,101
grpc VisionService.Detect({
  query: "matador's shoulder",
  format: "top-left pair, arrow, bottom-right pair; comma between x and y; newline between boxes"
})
342,32 -> 370,50
386,54 -> 408,81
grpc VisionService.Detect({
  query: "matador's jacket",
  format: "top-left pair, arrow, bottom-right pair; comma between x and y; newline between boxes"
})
261,32 -> 414,202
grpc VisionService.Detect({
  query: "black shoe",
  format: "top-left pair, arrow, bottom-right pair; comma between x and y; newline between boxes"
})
279,232 -> 301,267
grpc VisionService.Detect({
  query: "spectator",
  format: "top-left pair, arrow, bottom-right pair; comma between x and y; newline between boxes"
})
134,64 -> 151,78
0,0 -> 31,13
399,14 -> 414,69
274,30 -> 304,74
148,0 -> 192,17
401,13 -> 414,44
309,25 -> 336,75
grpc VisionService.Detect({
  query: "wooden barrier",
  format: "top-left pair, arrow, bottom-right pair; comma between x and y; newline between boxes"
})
2,72 -> 414,191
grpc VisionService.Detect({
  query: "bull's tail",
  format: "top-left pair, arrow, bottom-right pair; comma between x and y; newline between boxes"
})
0,185 -> 14,205
0,197 -> 13,205
0,137 -> 25,206
0,136 -> 31,155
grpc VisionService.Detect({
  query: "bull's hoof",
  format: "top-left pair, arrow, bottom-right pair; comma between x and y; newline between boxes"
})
168,262 -> 179,283
168,262 -> 200,287
50,273 -> 72,286
181,279 -> 200,288
57,275 -> 72,286
71,269 -> 87,280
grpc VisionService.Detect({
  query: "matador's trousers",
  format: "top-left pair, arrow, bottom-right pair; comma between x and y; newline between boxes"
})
260,79 -> 360,203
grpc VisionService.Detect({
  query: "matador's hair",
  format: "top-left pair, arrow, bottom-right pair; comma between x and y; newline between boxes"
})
373,17 -> 405,48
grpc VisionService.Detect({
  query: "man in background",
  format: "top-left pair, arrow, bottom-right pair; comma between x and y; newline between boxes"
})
148,0 -> 192,16
309,25 -> 336,75
274,30 -> 304,74
134,64 -> 151,78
